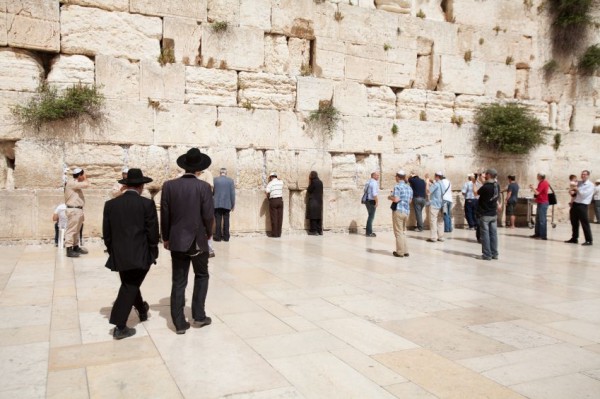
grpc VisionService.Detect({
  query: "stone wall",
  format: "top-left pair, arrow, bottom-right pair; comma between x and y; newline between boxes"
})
0,0 -> 599,240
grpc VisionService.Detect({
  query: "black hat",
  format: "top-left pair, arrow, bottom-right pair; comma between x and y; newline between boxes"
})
176,148 -> 211,172
118,168 -> 153,185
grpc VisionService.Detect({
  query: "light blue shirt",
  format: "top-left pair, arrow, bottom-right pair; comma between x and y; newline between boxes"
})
462,181 -> 475,200
367,178 -> 378,200
429,181 -> 443,209
393,181 -> 413,215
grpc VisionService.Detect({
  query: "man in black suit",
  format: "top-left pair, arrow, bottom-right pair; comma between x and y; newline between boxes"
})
161,148 -> 214,334
103,169 -> 159,340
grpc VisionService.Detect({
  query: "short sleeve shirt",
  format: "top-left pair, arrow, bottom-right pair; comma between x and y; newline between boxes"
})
507,182 -> 519,204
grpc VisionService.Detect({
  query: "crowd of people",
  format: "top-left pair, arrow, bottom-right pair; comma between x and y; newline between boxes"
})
56,148 -> 597,339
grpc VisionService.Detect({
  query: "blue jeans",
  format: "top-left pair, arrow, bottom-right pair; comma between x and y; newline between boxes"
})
413,197 -> 426,230
365,200 -> 376,235
479,215 -> 498,259
464,199 -> 477,228
535,202 -> 549,239
443,201 -> 453,232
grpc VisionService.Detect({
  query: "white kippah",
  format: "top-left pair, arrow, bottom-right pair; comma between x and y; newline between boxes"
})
72,168 -> 83,174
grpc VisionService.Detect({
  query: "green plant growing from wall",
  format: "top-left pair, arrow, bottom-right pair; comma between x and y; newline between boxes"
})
241,99 -> 255,111
158,47 -> 175,66
309,100 -> 340,137
505,56 -> 514,65
479,38 -> 485,45
578,44 -> 600,75
592,125 -> 600,133
493,25 -> 502,35
12,83 -> 104,128
416,9 -> 426,18
419,110 -> 427,121
464,50 -> 472,63
451,114 -> 464,127
300,62 -> 313,76
391,123 -> 398,135
383,43 -> 392,51
334,11 -> 344,21
211,21 -> 229,33
548,0 -> 592,56
474,103 -> 546,154
553,133 -> 562,150
543,59 -> 558,76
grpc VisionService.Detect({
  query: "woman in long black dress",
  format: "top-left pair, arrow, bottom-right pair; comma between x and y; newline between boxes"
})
306,171 -> 323,235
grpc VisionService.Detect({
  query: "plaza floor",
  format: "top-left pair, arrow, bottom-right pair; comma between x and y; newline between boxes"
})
1,223 -> 600,398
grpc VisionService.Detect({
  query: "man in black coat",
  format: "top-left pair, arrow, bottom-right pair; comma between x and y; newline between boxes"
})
103,169 -> 159,340
306,171 -> 324,235
161,148 -> 214,334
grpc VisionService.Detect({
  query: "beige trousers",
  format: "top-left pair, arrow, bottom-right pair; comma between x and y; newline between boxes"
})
65,208 -> 84,247
392,211 -> 408,254
429,207 -> 444,240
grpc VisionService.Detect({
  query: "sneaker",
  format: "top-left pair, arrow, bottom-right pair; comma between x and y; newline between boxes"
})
136,301 -> 150,322
492,256 -> 498,260
366,233 -> 376,237
478,255 -> 492,261
113,326 -> 136,340
193,317 -> 212,328
66,247 -> 80,258
564,238 -> 578,244
176,321 -> 191,335
74,246 -> 88,255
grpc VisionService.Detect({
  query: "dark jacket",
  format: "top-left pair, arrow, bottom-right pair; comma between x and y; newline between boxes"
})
160,174 -> 214,253
103,191 -> 159,271
213,175 -> 235,210
477,181 -> 500,217
306,178 -> 323,219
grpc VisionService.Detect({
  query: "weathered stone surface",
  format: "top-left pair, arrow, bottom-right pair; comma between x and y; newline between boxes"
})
265,149 -> 332,191
61,5 -> 162,60
288,38 -> 310,76
414,54 -> 441,90
570,104 -> 596,133
163,17 -> 202,65
238,72 -> 297,110
95,55 -> 139,100
333,82 -> 368,117
240,0 -> 271,30
207,0 -> 239,25
59,0 -> 129,11
6,0 -> 59,52
126,145 -> 169,190
296,77 -> 334,112
345,42 -> 417,87
14,140 -> 64,189
264,34 -> 289,74
454,94 -> 496,124
63,143 -> 124,188
391,119 -> 443,156
332,153 -> 359,190
412,0 -> 445,21
441,123 -> 477,157
0,6 -> 6,47
140,61 -> 185,102
185,67 -> 237,106
426,90 -> 455,123
0,48 -> 42,92
484,63 -> 516,98
341,115 -> 393,153
338,3 -> 399,45
130,0 -> 207,20
153,103 -> 217,145
453,0 -> 537,35
314,36 -> 345,80
0,191 -> 35,238
47,55 -> 95,90
439,55 -> 485,95
202,147 -> 237,183
236,148 -> 264,189
271,0 -> 316,39
215,107 -> 279,149
0,141 -> 14,189
0,91 -> 32,140
367,85 -> 396,118
396,88 -> 426,120
201,25 -> 264,72
375,0 -> 411,14
408,18 -> 458,56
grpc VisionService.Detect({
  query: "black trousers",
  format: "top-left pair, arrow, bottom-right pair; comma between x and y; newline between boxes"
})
109,268 -> 148,327
309,219 -> 322,234
269,198 -> 284,237
571,203 -> 593,242
214,208 -> 231,241
170,250 -> 209,329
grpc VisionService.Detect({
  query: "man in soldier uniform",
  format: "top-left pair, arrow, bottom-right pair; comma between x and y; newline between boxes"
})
64,168 -> 90,258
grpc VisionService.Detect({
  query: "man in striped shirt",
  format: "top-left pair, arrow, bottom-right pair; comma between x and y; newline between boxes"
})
389,170 -> 413,257
266,172 -> 284,237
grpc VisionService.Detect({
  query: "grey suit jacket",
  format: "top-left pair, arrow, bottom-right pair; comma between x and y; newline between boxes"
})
213,175 -> 235,210
160,174 -> 214,253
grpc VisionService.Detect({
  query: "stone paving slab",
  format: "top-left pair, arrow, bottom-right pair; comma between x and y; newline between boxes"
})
0,223 -> 599,398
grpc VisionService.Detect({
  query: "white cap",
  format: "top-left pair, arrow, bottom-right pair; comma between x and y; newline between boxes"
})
595,179 -> 600,183
397,170 -> 406,176
121,166 -> 129,173
269,172 -> 277,177
435,171 -> 444,176
467,173 -> 474,178
72,168 -> 83,174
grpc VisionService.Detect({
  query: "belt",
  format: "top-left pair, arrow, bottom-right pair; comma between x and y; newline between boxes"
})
269,197 -> 282,200
67,206 -> 83,209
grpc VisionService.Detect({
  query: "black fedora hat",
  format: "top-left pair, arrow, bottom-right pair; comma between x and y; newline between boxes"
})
177,148 -> 211,172
118,168 -> 153,185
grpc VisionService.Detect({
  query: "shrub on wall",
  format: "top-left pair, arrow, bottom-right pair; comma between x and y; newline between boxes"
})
11,83 -> 104,129
474,103 -> 546,154
548,0 -> 592,56
579,44 -> 600,75
309,100 -> 340,137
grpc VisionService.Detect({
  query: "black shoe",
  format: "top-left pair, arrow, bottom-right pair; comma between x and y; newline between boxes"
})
213,238 -> 221,242
478,256 -> 491,260
223,238 -> 230,242
209,251 -> 215,258
367,233 -> 376,237
582,241 -> 593,246
392,251 -> 404,257
66,247 -> 80,257
73,245 -> 88,254
136,301 -> 150,322
492,256 -> 498,260
113,326 -> 136,340
308,231 -> 318,236
565,239 -> 578,244
194,317 -> 212,328
176,322 -> 191,334
404,253 -> 409,257
530,235 -> 540,238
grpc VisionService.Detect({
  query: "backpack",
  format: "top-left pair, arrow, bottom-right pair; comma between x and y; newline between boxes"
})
361,183 -> 369,204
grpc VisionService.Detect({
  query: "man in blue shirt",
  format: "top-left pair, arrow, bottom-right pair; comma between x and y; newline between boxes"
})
504,175 -> 519,229
389,170 -> 413,257
427,171 -> 445,242
364,171 -> 379,237
408,171 -> 426,232
461,174 -> 477,229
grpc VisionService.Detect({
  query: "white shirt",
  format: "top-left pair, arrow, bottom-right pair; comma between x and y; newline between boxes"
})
574,179 -> 594,204
441,179 -> 452,202
266,178 -> 284,199
54,204 -> 67,229
461,181 -> 475,200
594,185 -> 600,201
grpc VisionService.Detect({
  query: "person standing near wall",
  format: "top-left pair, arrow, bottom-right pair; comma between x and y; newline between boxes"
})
594,179 -> 600,224
461,174 -> 477,230
504,175 -> 519,229
427,172 -> 445,242
476,169 -> 501,260
213,168 -> 235,242
441,173 -> 453,232
64,168 -> 89,258
389,170 -> 413,257
306,171 -> 323,235
266,172 -> 284,237
565,170 -> 594,246
364,171 -> 379,237
52,203 -> 67,247
529,172 -> 550,240
408,171 -> 426,232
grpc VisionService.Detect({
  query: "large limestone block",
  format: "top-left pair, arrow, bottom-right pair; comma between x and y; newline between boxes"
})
130,0 -> 207,20
36,190 -> 66,238
126,145 -> 169,190
61,5 -> 162,60
240,0 -> 271,30
441,123 -> 477,157
207,0 -> 239,25
454,94 -> 496,124
95,55 -> 139,100
414,54 -> 441,90
0,191 -> 35,239
412,0 -> 445,21
265,149 -> 332,190
407,18 -> 458,56
153,103 -> 217,145
338,3 -> 399,45
163,17 -> 202,65
201,25 -> 264,72
6,0 -> 59,52
391,119 -> 443,156
375,0 -> 411,14
367,85 -> 396,118
265,150 -> 296,190
426,90 -> 455,123
345,42 -> 417,87
279,111 -> 342,151
452,0 -> 536,35
216,107 -> 279,149
333,81 -> 368,117
47,55 -> 95,90
60,0 -> 128,11
341,115 -> 394,153
185,67 -> 237,106
311,3 -> 339,40
202,147 -> 237,182
438,55 -> 485,95
288,38 -> 310,76
570,104 -> 597,133
484,63 -> 516,98
236,148 -> 264,189
521,99 -> 550,126
64,143 -> 125,188
0,8 -> 6,46
82,100 -> 155,145
14,140 -> 64,189
314,36 -> 345,80
332,153 -> 359,190
238,72 -> 297,110
271,0 -> 316,39
396,88 -> 426,120
140,61 -> 185,102
228,189 -> 260,231
0,91 -> 33,140
296,77 -> 334,112
0,48 -> 43,92
264,34 -> 289,74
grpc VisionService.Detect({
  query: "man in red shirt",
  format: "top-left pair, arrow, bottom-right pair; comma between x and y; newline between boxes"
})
529,172 -> 550,240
